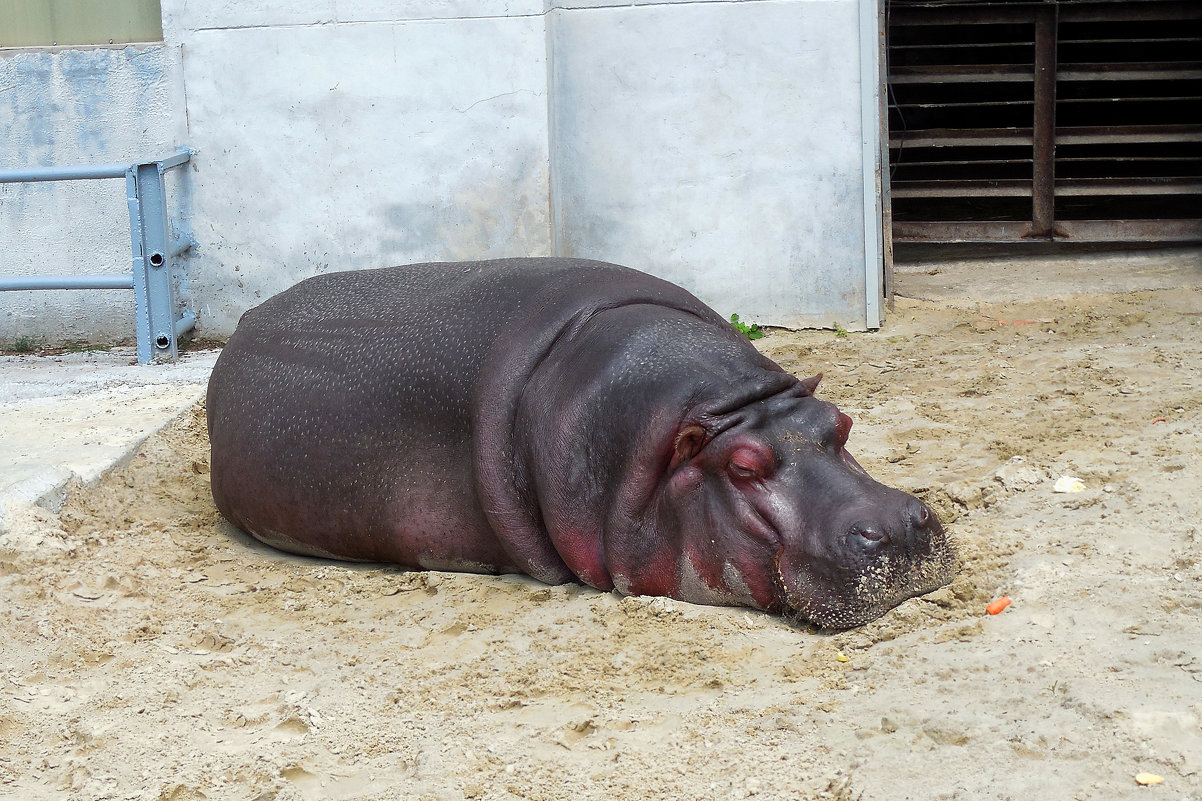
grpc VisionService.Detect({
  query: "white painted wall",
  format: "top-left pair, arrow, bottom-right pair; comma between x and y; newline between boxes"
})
551,0 -> 872,329
1,0 -> 881,344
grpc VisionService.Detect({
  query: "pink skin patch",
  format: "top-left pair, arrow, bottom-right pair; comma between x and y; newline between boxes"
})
553,528 -> 613,591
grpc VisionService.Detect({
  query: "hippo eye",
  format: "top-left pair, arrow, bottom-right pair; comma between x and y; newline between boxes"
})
727,444 -> 773,481
727,460 -> 758,480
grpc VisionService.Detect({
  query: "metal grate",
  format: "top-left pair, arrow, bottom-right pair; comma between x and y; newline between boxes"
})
887,0 -> 1202,244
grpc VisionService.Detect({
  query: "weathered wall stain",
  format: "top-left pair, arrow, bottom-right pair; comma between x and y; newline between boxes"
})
0,45 -> 184,343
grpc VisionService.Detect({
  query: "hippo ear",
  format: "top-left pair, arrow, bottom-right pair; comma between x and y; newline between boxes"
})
798,373 -> 823,396
671,424 -> 710,467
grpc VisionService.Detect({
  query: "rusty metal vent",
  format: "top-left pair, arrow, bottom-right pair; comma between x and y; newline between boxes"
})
887,0 -> 1202,243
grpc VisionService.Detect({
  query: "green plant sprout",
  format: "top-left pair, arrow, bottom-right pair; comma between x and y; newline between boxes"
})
729,313 -> 765,341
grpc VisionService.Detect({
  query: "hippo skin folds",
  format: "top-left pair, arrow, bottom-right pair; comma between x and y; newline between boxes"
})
207,258 -> 955,629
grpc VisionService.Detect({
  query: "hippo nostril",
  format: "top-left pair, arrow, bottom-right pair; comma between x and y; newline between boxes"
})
851,523 -> 889,548
907,499 -> 932,529
903,500 -> 935,555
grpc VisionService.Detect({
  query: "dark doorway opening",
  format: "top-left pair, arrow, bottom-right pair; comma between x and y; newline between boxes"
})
885,0 -> 1202,245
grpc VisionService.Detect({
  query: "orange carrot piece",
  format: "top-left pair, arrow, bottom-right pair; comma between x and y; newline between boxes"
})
986,596 -> 1012,615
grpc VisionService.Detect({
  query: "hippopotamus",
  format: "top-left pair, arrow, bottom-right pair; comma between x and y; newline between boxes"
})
207,258 -> 955,629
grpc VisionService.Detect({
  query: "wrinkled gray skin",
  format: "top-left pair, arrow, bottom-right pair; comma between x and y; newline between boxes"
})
207,258 -> 955,629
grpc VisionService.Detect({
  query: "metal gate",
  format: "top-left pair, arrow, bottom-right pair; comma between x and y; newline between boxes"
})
886,0 -> 1202,244
0,150 -> 195,363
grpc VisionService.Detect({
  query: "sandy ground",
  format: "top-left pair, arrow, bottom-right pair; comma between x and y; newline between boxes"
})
2,280 -> 1201,801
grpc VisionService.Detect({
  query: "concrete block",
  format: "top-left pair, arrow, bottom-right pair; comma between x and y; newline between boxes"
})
182,16 -> 553,335
550,0 -> 871,329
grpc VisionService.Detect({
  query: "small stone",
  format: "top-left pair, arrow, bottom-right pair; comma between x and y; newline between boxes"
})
1053,475 -> 1086,493
994,459 -> 1045,490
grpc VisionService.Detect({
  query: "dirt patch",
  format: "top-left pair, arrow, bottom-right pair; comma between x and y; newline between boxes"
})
2,288 -> 1200,800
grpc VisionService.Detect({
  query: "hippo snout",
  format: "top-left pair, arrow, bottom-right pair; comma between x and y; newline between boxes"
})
903,498 -> 940,556
779,494 -> 952,629
847,498 -> 939,557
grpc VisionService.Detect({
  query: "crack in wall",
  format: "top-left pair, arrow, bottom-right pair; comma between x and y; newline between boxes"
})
186,0 -> 795,33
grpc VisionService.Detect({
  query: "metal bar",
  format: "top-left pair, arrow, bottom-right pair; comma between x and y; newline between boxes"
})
1054,219 -> 1202,242
156,149 -> 192,172
895,100 -> 1034,109
892,2 -> 1202,27
891,6 -> 1039,26
1056,178 -> 1202,197
0,150 -> 189,184
126,168 -> 152,363
0,163 -> 128,183
0,274 -> 134,291
1059,2 -> 1202,24
1059,95 -> 1202,104
1057,125 -> 1202,145
892,219 -> 1202,244
891,41 -> 1036,50
129,161 -> 180,361
1059,38 -> 1202,46
1058,156 -> 1202,164
896,159 -> 1034,167
892,220 -> 1034,243
859,0 -> 884,329
1060,67 -> 1202,82
174,311 -> 196,340
891,66 -> 1034,84
889,128 -> 1034,148
878,0 -> 894,312
892,180 -> 1032,198
1031,6 -> 1057,237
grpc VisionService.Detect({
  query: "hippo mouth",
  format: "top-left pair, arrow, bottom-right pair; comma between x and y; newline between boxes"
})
771,554 -> 847,628
770,546 -> 956,630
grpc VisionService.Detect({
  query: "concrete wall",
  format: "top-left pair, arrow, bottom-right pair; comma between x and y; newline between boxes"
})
0,45 -> 187,344
550,0 -> 872,329
174,3 -> 553,334
1,0 -> 880,344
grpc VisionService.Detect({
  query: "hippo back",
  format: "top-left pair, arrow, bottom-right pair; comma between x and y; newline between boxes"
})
206,257 -> 721,571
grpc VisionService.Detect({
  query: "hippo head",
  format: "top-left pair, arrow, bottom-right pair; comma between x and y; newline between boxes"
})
649,374 -> 956,629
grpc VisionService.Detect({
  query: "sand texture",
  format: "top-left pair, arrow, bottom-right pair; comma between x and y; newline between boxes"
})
2,287 -> 1200,800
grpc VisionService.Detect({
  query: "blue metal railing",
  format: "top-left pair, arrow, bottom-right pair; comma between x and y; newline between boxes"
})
0,148 -> 196,363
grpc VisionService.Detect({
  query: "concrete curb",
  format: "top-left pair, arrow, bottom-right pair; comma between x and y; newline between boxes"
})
0,348 -> 219,533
